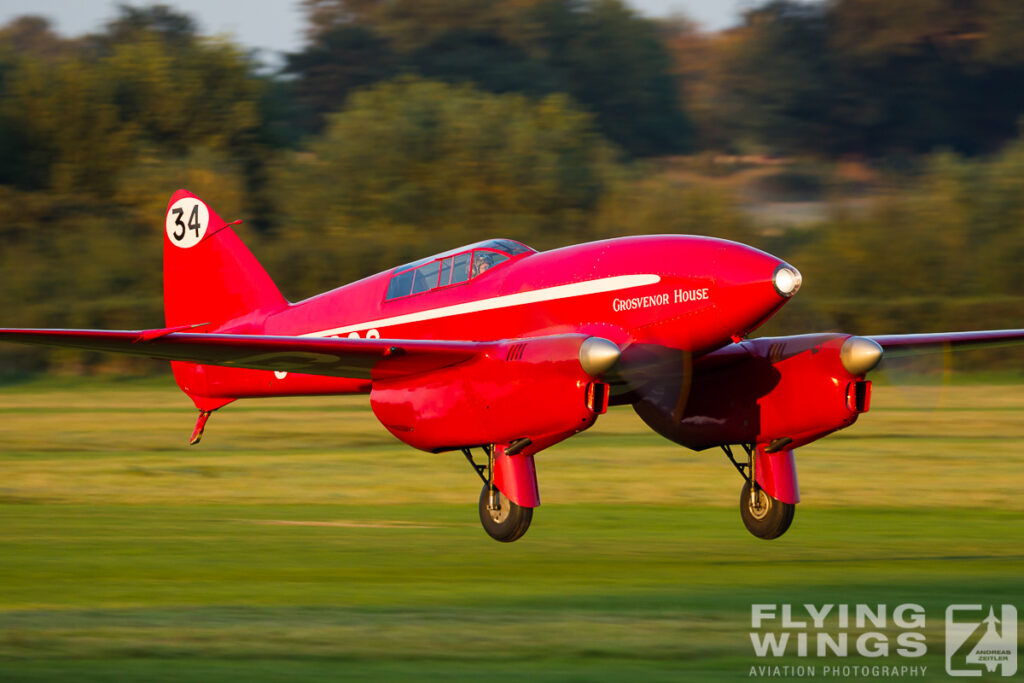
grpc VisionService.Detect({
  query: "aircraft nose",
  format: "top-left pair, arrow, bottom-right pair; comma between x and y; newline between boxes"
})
714,243 -> 799,339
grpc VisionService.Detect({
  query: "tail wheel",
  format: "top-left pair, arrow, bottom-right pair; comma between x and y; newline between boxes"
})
479,484 -> 532,543
740,480 -> 794,540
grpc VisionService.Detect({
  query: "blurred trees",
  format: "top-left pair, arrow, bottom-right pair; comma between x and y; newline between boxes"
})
714,1 -> 836,155
0,2 -> 1023,377
796,141 -> 1024,301
0,10 -> 263,193
703,0 -> 1024,156
286,0 -> 690,157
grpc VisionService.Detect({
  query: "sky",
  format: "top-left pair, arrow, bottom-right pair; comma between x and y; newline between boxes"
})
0,1 -> 762,58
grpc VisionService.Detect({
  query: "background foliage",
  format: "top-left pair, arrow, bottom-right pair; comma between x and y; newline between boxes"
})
0,0 -> 1022,376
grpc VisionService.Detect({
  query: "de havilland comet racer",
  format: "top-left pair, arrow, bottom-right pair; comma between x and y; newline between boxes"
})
1,190 -> 1022,541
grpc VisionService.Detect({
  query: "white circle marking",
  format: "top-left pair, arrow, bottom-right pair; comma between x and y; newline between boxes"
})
165,197 -> 210,249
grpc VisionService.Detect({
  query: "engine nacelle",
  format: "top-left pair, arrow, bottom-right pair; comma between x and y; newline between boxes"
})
371,334 -> 605,454
635,334 -> 872,451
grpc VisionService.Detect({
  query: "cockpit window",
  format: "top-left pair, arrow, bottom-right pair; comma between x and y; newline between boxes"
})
385,241 -> 531,302
472,250 -> 508,278
450,253 -> 471,284
410,259 -> 440,295
386,268 -> 416,300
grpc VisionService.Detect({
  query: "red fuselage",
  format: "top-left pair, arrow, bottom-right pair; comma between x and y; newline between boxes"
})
197,235 -> 793,400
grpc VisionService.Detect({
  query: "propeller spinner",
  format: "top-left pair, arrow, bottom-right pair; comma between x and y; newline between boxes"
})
840,336 -> 884,375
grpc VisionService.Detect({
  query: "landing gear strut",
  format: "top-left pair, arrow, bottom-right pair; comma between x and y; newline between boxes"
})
722,444 -> 794,540
463,446 -> 532,543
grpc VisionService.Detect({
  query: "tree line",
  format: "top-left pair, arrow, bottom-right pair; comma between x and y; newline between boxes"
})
0,1 -> 1021,377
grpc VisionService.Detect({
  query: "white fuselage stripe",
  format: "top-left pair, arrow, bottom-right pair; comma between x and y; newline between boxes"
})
304,274 -> 661,337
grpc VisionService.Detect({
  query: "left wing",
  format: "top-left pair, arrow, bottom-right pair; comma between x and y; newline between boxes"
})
0,327 -> 492,380
868,329 -> 1024,357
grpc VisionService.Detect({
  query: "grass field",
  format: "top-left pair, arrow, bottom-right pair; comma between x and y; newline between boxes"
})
0,378 -> 1022,681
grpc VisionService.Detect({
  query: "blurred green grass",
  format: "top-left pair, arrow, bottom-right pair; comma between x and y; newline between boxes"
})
1,378 -> 1022,508
0,380 -> 1022,681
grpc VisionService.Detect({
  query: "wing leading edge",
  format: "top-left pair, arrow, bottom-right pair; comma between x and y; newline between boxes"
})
0,328 -> 492,380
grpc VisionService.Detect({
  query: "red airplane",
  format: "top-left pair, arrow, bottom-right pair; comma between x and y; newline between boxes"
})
1,190 -> 1022,541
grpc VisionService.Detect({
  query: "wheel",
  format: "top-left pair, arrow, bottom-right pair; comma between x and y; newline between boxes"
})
479,484 -> 533,542
740,480 -> 795,540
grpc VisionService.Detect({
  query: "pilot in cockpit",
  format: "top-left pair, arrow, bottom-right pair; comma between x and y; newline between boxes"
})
472,253 -> 495,278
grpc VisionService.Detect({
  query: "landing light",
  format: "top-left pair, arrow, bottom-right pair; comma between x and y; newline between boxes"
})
773,265 -> 802,298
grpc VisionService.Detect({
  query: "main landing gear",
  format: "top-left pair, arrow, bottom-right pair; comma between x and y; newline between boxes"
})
722,444 -> 795,540
463,446 -> 532,542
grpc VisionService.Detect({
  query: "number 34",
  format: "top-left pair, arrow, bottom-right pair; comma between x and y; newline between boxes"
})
171,205 -> 203,242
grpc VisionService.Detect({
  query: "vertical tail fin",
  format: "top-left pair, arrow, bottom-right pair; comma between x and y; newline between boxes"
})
164,190 -> 287,414
164,189 -> 286,329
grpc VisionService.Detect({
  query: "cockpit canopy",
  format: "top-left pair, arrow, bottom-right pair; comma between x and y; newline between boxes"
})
385,239 -> 534,301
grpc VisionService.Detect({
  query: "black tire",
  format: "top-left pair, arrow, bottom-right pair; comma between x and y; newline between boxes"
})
478,484 -> 533,543
740,480 -> 795,540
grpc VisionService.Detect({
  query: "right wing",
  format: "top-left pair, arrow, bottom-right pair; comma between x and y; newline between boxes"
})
0,328 -> 493,380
